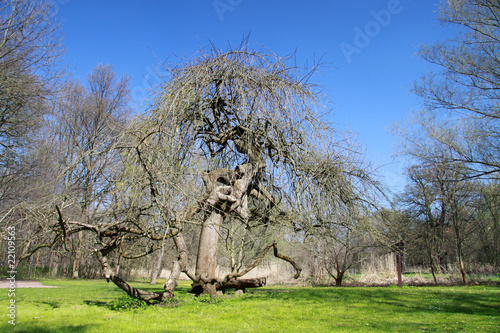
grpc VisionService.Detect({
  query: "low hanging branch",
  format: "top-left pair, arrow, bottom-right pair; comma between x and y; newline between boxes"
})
272,242 -> 302,279
48,205 -> 178,302
96,242 -> 173,303
20,205 -> 75,260
220,241 -> 302,287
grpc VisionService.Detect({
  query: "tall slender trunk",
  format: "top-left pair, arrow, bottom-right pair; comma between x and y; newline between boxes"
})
457,253 -> 467,284
452,210 -> 467,285
393,241 -> 405,287
151,243 -> 165,284
396,251 -> 403,288
427,241 -> 438,285
456,238 -> 467,284
430,255 -> 438,285
50,253 -> 59,278
72,257 -> 80,279
164,207 -> 199,296
72,232 -> 82,279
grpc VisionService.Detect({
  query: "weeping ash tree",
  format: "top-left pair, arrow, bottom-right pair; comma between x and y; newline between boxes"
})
130,44 -> 380,299
136,45 -> 339,297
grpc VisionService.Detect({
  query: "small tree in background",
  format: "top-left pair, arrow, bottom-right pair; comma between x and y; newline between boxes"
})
297,146 -> 381,287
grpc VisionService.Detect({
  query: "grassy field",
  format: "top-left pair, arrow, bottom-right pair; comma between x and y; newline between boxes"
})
1,279 -> 499,332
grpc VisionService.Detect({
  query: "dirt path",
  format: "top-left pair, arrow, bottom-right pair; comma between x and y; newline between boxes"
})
0,280 -> 58,288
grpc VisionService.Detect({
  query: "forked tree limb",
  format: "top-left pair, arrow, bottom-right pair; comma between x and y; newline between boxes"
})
221,242 -> 274,283
96,242 -> 172,302
221,241 -> 302,285
19,236 -> 61,260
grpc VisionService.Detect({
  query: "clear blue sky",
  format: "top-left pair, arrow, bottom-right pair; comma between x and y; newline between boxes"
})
55,0 -> 452,194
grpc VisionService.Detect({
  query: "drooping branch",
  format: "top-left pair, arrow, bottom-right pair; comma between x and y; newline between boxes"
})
120,244 -> 158,259
96,242 -> 173,302
67,220 -> 169,241
19,236 -> 62,261
221,242 -> 274,283
221,241 -> 302,285
272,241 -> 302,279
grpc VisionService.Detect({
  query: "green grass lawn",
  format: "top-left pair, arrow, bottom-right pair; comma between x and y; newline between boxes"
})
1,279 -> 499,332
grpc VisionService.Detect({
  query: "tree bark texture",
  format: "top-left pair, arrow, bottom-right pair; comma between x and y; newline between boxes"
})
217,278 -> 266,292
396,252 -> 402,287
195,212 -> 223,280
334,271 -> 344,287
72,232 -> 82,279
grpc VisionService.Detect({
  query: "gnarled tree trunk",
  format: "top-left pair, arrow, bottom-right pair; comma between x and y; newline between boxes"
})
190,162 -> 264,296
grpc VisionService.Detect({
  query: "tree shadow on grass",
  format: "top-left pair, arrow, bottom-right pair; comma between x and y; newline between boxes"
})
345,287 -> 500,317
5,325 -> 91,333
247,286 -> 500,317
83,300 -> 108,307
414,289 -> 500,317
40,300 -> 61,308
84,297 -> 170,310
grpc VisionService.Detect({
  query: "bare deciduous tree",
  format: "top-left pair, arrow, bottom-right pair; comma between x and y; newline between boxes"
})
400,158 -> 479,284
0,0 -> 63,187
51,64 -> 130,278
0,0 -> 65,275
139,45 -> 323,296
395,0 -> 500,180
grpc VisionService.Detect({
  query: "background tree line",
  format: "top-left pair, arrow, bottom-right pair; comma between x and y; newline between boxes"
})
0,0 -> 498,301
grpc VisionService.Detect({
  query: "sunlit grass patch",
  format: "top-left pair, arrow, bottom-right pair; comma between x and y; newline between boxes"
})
0,279 -> 498,332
